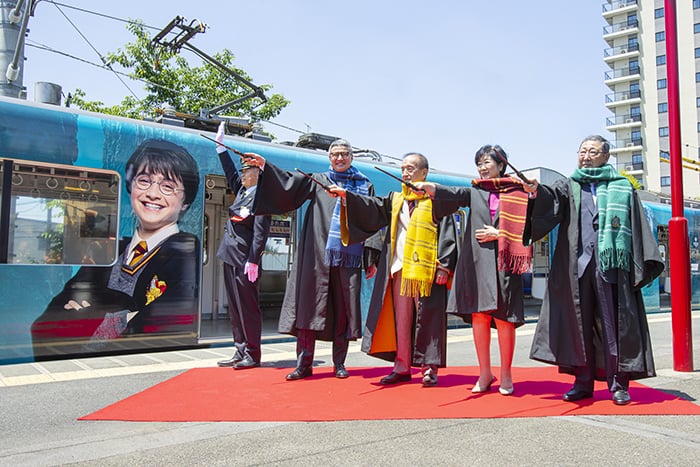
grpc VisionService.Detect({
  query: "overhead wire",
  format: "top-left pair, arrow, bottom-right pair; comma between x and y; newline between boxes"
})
33,1 -> 312,140
49,1 -> 141,101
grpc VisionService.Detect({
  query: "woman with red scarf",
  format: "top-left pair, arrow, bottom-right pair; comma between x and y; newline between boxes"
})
414,145 -> 532,395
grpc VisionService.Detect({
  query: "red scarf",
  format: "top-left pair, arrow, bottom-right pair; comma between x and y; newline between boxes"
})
472,176 -> 532,274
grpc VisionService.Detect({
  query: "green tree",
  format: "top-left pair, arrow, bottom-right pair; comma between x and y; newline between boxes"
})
70,20 -> 289,123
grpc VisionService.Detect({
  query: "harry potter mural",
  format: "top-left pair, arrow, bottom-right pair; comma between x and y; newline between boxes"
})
30,140 -> 201,358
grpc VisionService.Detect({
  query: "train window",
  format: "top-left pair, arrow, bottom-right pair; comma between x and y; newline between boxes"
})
0,160 -> 119,265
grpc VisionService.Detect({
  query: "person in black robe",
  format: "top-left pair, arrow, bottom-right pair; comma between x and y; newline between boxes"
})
413,145 -> 532,395
214,122 -> 271,369
246,140 -> 381,380
32,140 -> 201,359
523,135 -> 663,405
331,153 -> 458,387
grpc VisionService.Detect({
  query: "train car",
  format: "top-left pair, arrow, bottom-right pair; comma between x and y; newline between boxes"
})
0,96 -> 474,363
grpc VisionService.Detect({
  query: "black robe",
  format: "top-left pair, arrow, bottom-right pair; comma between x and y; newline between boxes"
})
253,162 -> 381,341
342,191 -> 458,366
524,179 -> 663,380
432,185 -> 526,326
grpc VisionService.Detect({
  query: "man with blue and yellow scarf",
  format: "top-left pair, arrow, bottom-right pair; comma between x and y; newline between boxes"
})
524,135 -> 663,405
332,153 -> 458,387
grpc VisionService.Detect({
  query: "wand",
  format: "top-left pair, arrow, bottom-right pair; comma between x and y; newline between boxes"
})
295,168 -> 334,193
374,166 -> 425,193
200,133 -> 253,160
492,146 -> 532,185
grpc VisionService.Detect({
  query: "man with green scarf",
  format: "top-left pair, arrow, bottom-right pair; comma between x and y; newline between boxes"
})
523,135 -> 663,405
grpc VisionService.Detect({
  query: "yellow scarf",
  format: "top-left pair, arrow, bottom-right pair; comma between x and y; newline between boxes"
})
391,185 -> 438,297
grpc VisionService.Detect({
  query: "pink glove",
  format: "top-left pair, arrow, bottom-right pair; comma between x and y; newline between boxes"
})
215,121 -> 226,154
244,262 -> 259,283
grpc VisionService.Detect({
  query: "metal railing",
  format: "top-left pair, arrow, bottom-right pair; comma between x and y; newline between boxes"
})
603,0 -> 638,13
605,66 -> 640,80
603,43 -> 639,57
611,137 -> 643,149
603,19 -> 638,35
605,89 -> 641,103
606,113 -> 642,126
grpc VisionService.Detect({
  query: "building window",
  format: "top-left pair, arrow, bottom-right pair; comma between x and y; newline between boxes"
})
696,72 -> 700,82
657,55 -> 666,65
632,153 -> 643,165
696,23 -> 700,33
656,31 -> 665,42
697,97 -> 700,107
655,8 -> 664,18
658,102 -> 668,113
697,48 -> 700,58
4,162 -> 120,265
696,0 -> 700,9
660,151 -> 670,160
659,127 -> 669,137
657,78 -> 667,89
660,176 -> 671,187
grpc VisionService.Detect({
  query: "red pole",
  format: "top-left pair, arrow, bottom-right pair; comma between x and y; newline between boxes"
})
664,0 -> 693,372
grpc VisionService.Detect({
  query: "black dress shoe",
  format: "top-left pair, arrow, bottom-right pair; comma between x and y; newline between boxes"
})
335,364 -> 349,379
380,372 -> 411,385
612,389 -> 631,405
233,355 -> 260,370
286,366 -> 313,381
562,388 -> 594,402
217,353 -> 243,367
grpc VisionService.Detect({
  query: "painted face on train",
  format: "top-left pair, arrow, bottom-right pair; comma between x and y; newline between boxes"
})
130,167 -> 188,237
476,155 -> 503,180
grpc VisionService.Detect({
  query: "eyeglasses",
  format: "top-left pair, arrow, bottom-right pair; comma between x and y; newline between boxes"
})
578,149 -> 604,158
330,152 -> 352,159
133,175 -> 184,196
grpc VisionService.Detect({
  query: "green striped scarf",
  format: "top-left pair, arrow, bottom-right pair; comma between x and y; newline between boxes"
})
571,164 -> 633,272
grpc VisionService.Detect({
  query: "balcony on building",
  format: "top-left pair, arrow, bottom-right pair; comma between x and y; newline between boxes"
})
603,19 -> 639,41
605,89 -> 641,108
603,43 -> 639,64
602,0 -> 638,19
619,161 -> 644,175
606,113 -> 642,130
610,137 -> 643,153
604,65 -> 641,85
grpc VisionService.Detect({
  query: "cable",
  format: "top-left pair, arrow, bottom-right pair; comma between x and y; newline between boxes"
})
49,2 -> 141,102
44,1 -> 162,31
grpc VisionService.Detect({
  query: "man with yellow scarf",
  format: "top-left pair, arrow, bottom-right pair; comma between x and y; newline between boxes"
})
329,153 -> 458,387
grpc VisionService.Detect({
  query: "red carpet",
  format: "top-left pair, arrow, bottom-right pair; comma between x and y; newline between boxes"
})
80,366 -> 700,422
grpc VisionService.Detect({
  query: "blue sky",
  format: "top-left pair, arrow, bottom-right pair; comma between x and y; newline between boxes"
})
21,1 -> 612,177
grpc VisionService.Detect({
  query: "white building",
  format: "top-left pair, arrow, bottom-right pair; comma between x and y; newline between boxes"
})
602,0 -> 700,199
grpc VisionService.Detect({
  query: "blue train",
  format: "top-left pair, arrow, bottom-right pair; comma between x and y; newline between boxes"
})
0,96 -> 697,364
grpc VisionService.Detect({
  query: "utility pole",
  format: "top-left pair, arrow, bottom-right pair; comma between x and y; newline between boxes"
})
0,0 -> 30,98
664,0 -> 693,372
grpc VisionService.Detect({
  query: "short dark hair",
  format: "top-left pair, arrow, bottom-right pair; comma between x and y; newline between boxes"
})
403,152 -> 429,171
580,135 -> 610,154
125,139 -> 200,207
474,144 -> 507,176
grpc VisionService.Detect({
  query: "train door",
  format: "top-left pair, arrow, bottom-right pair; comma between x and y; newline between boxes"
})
200,174 -> 229,339
199,174 -> 295,341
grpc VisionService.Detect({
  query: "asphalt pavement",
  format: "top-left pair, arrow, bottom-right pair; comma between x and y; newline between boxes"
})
1,309 -> 700,466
